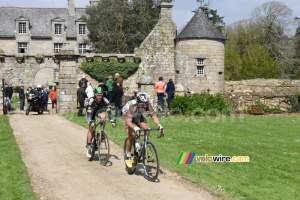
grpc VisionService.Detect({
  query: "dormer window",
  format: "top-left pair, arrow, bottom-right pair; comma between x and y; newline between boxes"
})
79,24 -> 86,35
55,24 -> 62,35
19,22 -> 27,34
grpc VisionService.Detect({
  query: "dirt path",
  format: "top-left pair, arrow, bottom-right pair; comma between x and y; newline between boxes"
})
9,112 -> 217,200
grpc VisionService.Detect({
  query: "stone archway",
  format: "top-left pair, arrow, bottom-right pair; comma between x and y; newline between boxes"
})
34,68 -> 55,88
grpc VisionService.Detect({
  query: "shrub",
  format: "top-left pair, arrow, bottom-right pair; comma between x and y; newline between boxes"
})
248,105 -> 264,115
248,99 -> 282,115
171,93 -> 231,116
285,94 -> 300,113
80,60 -> 139,82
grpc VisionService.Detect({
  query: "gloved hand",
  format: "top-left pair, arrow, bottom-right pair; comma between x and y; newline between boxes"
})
110,120 -> 116,128
158,124 -> 164,138
134,126 -> 140,136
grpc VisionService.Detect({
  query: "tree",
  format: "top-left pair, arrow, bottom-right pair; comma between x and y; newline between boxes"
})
197,0 -> 225,32
224,48 -> 242,80
241,44 -> 280,79
86,0 -> 173,53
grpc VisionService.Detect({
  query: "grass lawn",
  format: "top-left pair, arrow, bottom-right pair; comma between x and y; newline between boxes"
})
0,116 -> 37,200
62,113 -> 300,200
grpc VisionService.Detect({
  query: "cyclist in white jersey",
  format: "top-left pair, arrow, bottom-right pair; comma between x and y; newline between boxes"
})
122,92 -> 164,168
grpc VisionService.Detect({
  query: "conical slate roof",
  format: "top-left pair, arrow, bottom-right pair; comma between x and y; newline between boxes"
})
176,9 -> 225,40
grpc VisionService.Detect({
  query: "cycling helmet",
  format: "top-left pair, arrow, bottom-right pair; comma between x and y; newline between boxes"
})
94,87 -> 103,96
136,92 -> 149,103
36,84 -> 42,88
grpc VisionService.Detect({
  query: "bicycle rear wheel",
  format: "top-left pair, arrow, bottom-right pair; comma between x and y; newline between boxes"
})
143,141 -> 159,182
98,131 -> 110,166
123,137 -> 137,174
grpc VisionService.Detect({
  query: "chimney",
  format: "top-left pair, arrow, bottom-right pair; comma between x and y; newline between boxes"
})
160,2 -> 173,19
68,0 -> 75,15
90,0 -> 100,7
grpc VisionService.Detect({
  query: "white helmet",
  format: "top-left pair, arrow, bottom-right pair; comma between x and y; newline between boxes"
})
37,84 -> 42,88
137,92 -> 149,103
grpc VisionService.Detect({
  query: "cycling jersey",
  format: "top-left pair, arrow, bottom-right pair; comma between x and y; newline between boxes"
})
122,99 -> 155,125
86,97 -> 113,122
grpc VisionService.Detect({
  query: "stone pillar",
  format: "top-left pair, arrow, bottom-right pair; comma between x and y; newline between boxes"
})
55,50 -> 80,114
68,0 -> 75,15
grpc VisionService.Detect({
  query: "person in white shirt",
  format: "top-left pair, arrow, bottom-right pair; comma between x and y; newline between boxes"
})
85,82 -> 94,99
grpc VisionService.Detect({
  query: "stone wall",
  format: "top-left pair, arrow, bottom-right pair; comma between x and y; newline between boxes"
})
224,79 -> 300,111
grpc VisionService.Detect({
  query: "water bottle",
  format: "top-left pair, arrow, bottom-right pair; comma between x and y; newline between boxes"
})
135,141 -> 141,152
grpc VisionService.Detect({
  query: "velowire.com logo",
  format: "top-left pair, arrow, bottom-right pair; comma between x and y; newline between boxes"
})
176,153 -> 250,164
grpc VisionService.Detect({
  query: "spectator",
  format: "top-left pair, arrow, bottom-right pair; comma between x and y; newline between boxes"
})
106,76 -> 114,104
42,88 -> 49,111
115,73 -> 123,88
19,86 -> 25,111
85,82 -> 94,99
79,75 -> 88,88
77,82 -> 87,116
112,82 -> 123,117
154,77 -> 166,110
49,87 -> 57,109
130,89 -> 138,100
166,78 -> 175,110
98,80 -> 108,99
7,84 -> 13,112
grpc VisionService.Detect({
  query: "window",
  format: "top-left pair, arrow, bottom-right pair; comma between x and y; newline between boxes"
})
19,22 -> 26,34
18,43 -> 28,53
55,24 -> 62,35
196,58 -> 205,75
54,43 -> 63,53
197,66 -> 204,75
79,44 -> 87,54
197,59 -> 204,65
79,24 -> 86,35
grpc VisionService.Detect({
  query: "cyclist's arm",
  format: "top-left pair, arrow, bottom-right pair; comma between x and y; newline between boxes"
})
103,97 -> 114,121
151,115 -> 161,127
86,97 -> 95,122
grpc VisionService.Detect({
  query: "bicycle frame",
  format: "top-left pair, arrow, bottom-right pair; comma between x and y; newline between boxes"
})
133,128 -> 160,163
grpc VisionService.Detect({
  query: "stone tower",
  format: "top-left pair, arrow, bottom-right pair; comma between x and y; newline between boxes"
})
175,9 -> 226,94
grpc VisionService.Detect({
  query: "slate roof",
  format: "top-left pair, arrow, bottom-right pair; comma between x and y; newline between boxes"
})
0,7 -> 86,37
176,9 -> 225,40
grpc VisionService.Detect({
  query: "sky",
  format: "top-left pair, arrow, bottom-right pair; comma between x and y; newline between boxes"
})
1,0 -> 299,31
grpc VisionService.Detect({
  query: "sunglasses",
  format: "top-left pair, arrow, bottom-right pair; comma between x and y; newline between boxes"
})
138,103 -> 148,107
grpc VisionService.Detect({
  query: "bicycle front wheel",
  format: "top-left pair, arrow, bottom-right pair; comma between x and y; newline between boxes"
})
143,141 -> 159,182
98,131 -> 110,166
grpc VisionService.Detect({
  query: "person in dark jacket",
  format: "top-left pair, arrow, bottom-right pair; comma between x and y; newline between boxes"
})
3,83 -> 8,113
112,82 -> 123,117
166,79 -> 175,110
98,80 -> 108,99
77,82 -> 87,116
42,88 -> 49,111
19,86 -> 25,111
7,84 -> 14,112
79,75 -> 88,89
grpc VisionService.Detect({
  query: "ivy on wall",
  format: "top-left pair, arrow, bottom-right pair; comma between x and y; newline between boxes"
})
80,59 -> 139,82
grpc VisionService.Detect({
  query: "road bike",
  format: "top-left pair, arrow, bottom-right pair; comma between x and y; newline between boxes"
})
89,119 -> 113,165
153,101 -> 168,117
123,128 -> 162,181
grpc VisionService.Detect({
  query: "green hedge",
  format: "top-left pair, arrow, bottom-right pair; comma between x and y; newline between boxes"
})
171,93 -> 231,116
80,60 -> 139,82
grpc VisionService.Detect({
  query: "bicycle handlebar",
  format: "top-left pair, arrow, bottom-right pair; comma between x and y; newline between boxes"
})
135,128 -> 161,138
